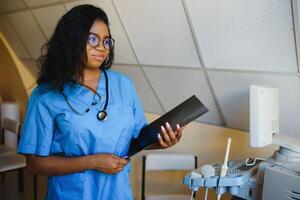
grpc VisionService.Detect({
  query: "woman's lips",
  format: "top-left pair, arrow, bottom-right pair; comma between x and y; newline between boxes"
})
92,55 -> 105,61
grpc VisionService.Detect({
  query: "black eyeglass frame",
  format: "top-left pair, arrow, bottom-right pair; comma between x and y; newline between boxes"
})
87,32 -> 115,50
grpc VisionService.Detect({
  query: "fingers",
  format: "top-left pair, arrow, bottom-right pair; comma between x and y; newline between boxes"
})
106,156 -> 128,174
158,122 -> 181,148
157,133 -> 168,148
159,122 -> 183,149
116,167 -> 124,172
165,122 -> 178,144
175,124 -> 183,141
110,154 -> 128,165
94,154 -> 128,174
160,124 -> 173,146
112,161 -> 127,174
112,155 -> 128,168
117,157 -> 128,165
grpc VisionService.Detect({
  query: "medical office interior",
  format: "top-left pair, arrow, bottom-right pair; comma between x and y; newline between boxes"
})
0,0 -> 300,200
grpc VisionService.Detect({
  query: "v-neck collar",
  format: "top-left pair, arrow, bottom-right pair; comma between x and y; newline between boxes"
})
63,70 -> 107,106
80,70 -> 103,94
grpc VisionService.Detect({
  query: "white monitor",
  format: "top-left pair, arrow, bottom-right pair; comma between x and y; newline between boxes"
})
249,85 -> 279,148
249,85 -> 300,153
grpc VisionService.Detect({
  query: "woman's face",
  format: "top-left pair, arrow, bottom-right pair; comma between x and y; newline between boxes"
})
85,20 -> 111,69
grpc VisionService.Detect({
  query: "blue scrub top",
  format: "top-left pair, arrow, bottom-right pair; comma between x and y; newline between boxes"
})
18,69 -> 147,200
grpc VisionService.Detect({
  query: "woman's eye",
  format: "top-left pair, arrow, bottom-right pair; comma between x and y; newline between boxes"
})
104,39 -> 109,45
104,38 -> 113,48
88,35 -> 98,46
89,37 -> 96,42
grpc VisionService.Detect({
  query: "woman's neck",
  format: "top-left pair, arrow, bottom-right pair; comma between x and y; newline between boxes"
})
82,67 -> 101,84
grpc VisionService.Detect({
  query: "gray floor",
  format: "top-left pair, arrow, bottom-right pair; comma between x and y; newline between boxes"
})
0,170 -> 47,200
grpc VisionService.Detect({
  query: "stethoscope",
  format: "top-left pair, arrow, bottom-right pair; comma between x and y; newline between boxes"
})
61,69 -> 109,121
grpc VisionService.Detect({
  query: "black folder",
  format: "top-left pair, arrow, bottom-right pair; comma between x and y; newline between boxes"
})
125,95 -> 209,158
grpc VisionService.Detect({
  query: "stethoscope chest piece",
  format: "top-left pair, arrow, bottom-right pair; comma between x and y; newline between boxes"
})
97,110 -> 107,121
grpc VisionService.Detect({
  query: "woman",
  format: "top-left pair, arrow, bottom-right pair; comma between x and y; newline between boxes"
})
17,4 -> 183,200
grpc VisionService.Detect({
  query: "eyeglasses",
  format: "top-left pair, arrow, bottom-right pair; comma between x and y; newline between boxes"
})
87,33 -> 115,50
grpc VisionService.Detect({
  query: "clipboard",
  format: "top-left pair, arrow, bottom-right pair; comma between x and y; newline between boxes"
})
125,95 -> 209,158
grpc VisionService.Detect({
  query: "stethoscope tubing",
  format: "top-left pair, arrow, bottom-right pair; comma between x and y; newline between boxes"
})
61,69 -> 109,121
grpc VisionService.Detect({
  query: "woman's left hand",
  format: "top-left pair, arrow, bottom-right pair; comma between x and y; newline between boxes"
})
157,122 -> 183,149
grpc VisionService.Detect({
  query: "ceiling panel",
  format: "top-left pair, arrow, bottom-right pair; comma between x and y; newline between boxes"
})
0,15 -> 31,59
187,0 -> 297,72
208,71 -> 300,139
143,67 -> 223,125
65,0 -> 138,64
23,0 -> 61,7
0,0 -> 27,13
112,64 -> 164,114
113,0 -> 201,67
8,11 -> 46,59
32,4 -> 66,39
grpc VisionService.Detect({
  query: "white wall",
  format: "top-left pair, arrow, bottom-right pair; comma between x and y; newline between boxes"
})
1,1 -> 300,139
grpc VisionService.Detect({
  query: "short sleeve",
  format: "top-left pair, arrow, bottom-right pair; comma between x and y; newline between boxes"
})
17,89 -> 54,156
129,80 -> 148,138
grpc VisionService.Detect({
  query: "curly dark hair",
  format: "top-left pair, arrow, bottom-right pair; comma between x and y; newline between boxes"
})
37,4 -> 114,90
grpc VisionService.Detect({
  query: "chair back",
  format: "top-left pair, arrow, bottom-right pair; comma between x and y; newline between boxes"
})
145,154 -> 197,171
142,154 -> 197,200
1,118 -> 21,136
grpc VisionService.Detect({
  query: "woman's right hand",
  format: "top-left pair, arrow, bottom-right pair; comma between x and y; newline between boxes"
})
88,154 -> 128,174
